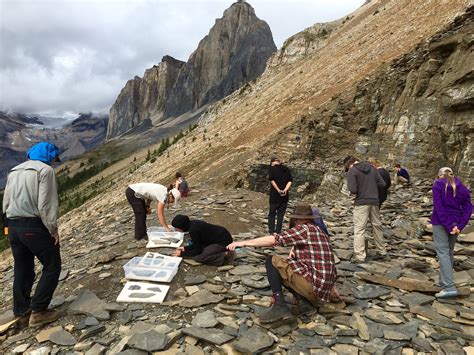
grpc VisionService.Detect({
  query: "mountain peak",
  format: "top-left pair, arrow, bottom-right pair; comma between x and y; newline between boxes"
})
107,1 -> 276,139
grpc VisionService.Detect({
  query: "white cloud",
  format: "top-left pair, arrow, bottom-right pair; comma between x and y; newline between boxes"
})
0,0 -> 364,116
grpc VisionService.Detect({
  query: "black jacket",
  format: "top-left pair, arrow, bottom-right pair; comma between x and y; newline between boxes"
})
346,162 -> 386,206
182,220 -> 233,257
377,167 -> 391,205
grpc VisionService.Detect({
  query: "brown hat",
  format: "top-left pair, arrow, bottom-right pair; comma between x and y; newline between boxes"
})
288,204 -> 314,220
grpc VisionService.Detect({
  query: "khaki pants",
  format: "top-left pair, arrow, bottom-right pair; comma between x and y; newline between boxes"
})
353,205 -> 386,261
393,175 -> 408,185
272,256 -> 318,305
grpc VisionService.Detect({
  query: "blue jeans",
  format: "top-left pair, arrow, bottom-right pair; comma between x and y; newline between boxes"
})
432,224 -> 457,292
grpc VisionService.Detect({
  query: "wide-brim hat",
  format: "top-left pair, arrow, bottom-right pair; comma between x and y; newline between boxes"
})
288,203 -> 314,219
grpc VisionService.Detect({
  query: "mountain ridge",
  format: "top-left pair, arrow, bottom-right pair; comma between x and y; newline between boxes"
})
106,1 -> 276,139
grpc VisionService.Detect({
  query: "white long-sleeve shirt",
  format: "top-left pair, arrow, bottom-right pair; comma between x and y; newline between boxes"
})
3,160 -> 58,235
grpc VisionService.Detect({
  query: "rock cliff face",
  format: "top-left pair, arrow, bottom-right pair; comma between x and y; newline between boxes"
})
164,1 -> 276,118
106,56 -> 184,139
270,8 -> 474,191
106,1 -> 276,139
267,20 -> 342,68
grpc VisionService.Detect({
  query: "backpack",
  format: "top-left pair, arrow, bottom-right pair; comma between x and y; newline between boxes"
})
312,207 -> 329,236
179,178 -> 189,194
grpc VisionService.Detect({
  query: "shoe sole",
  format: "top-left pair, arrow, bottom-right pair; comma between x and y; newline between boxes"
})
29,314 -> 61,328
436,293 -> 458,299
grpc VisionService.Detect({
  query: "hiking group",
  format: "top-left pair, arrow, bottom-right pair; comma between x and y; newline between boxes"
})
2,142 -> 472,328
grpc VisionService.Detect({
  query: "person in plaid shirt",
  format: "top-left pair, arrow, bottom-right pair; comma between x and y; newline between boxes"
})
227,203 -> 338,323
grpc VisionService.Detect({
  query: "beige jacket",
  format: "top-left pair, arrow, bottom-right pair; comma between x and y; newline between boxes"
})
3,160 -> 58,235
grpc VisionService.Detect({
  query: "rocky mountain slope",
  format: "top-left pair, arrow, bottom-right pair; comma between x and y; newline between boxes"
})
106,1 -> 276,139
106,56 -> 185,139
0,112 -> 108,187
1,0 -> 473,353
1,181 -> 474,354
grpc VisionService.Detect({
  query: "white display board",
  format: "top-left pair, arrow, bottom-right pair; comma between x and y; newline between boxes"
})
116,281 -> 170,303
146,230 -> 184,248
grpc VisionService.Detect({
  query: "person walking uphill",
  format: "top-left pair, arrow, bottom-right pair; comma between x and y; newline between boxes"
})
227,204 -> 338,324
125,183 -> 181,240
344,156 -> 388,263
431,167 -> 472,298
2,142 -> 62,328
171,215 -> 235,266
268,157 -> 293,234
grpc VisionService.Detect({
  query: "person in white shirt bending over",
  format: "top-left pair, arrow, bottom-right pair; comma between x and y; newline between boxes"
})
125,183 -> 181,240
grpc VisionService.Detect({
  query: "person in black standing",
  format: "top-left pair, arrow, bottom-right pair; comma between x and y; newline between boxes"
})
268,157 -> 293,234
368,157 -> 391,208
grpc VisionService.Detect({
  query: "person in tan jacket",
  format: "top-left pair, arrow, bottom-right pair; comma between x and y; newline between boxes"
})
3,142 -> 62,328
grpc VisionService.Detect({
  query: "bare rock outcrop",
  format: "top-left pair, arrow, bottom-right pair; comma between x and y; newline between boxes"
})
106,1 -> 276,139
106,56 -> 184,139
268,20 -> 342,68
163,1 -> 276,118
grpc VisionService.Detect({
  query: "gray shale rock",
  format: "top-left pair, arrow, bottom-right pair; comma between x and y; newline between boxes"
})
233,327 -> 274,353
181,326 -> 234,345
127,330 -> 169,352
68,289 -> 110,320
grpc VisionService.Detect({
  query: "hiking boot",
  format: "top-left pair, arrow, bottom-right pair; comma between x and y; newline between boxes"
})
290,297 -> 314,316
223,250 -> 236,265
14,311 -> 31,330
29,309 -> 61,327
350,256 -> 365,264
259,303 -> 293,323
435,289 -> 459,299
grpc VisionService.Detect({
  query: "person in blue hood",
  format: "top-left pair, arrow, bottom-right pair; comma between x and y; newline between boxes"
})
2,142 -> 62,328
27,141 -> 61,165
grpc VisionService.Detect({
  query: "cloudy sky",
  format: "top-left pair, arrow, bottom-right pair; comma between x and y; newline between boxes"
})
0,0 -> 364,117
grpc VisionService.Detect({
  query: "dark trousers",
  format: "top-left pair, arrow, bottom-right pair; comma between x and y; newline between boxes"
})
126,187 -> 147,240
268,201 -> 288,234
194,244 -> 228,266
9,218 -> 61,316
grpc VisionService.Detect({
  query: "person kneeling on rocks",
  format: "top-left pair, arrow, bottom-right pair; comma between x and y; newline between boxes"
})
227,204 -> 339,323
171,215 -> 235,266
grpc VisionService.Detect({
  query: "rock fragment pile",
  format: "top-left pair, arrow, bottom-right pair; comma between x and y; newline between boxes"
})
0,181 -> 473,354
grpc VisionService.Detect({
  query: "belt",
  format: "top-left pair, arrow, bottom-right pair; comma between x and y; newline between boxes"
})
9,217 -> 41,220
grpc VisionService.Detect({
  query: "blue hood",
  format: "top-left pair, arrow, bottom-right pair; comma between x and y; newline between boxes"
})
27,142 -> 60,165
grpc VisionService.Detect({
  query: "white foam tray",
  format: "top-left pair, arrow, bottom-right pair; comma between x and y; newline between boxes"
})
116,281 -> 170,303
124,257 -> 178,282
138,252 -> 182,268
146,230 -> 184,248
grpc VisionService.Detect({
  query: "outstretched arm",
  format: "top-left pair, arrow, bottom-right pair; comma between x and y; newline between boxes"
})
227,235 -> 276,250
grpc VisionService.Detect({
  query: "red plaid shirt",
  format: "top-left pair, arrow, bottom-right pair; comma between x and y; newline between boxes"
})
274,222 -> 337,301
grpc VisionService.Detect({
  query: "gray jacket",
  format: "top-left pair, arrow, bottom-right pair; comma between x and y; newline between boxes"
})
346,161 -> 386,206
3,160 -> 59,235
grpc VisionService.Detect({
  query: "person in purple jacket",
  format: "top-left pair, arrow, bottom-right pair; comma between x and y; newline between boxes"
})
431,167 -> 472,298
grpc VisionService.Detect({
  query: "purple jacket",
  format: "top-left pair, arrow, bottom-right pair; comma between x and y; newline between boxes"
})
430,177 -> 472,232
